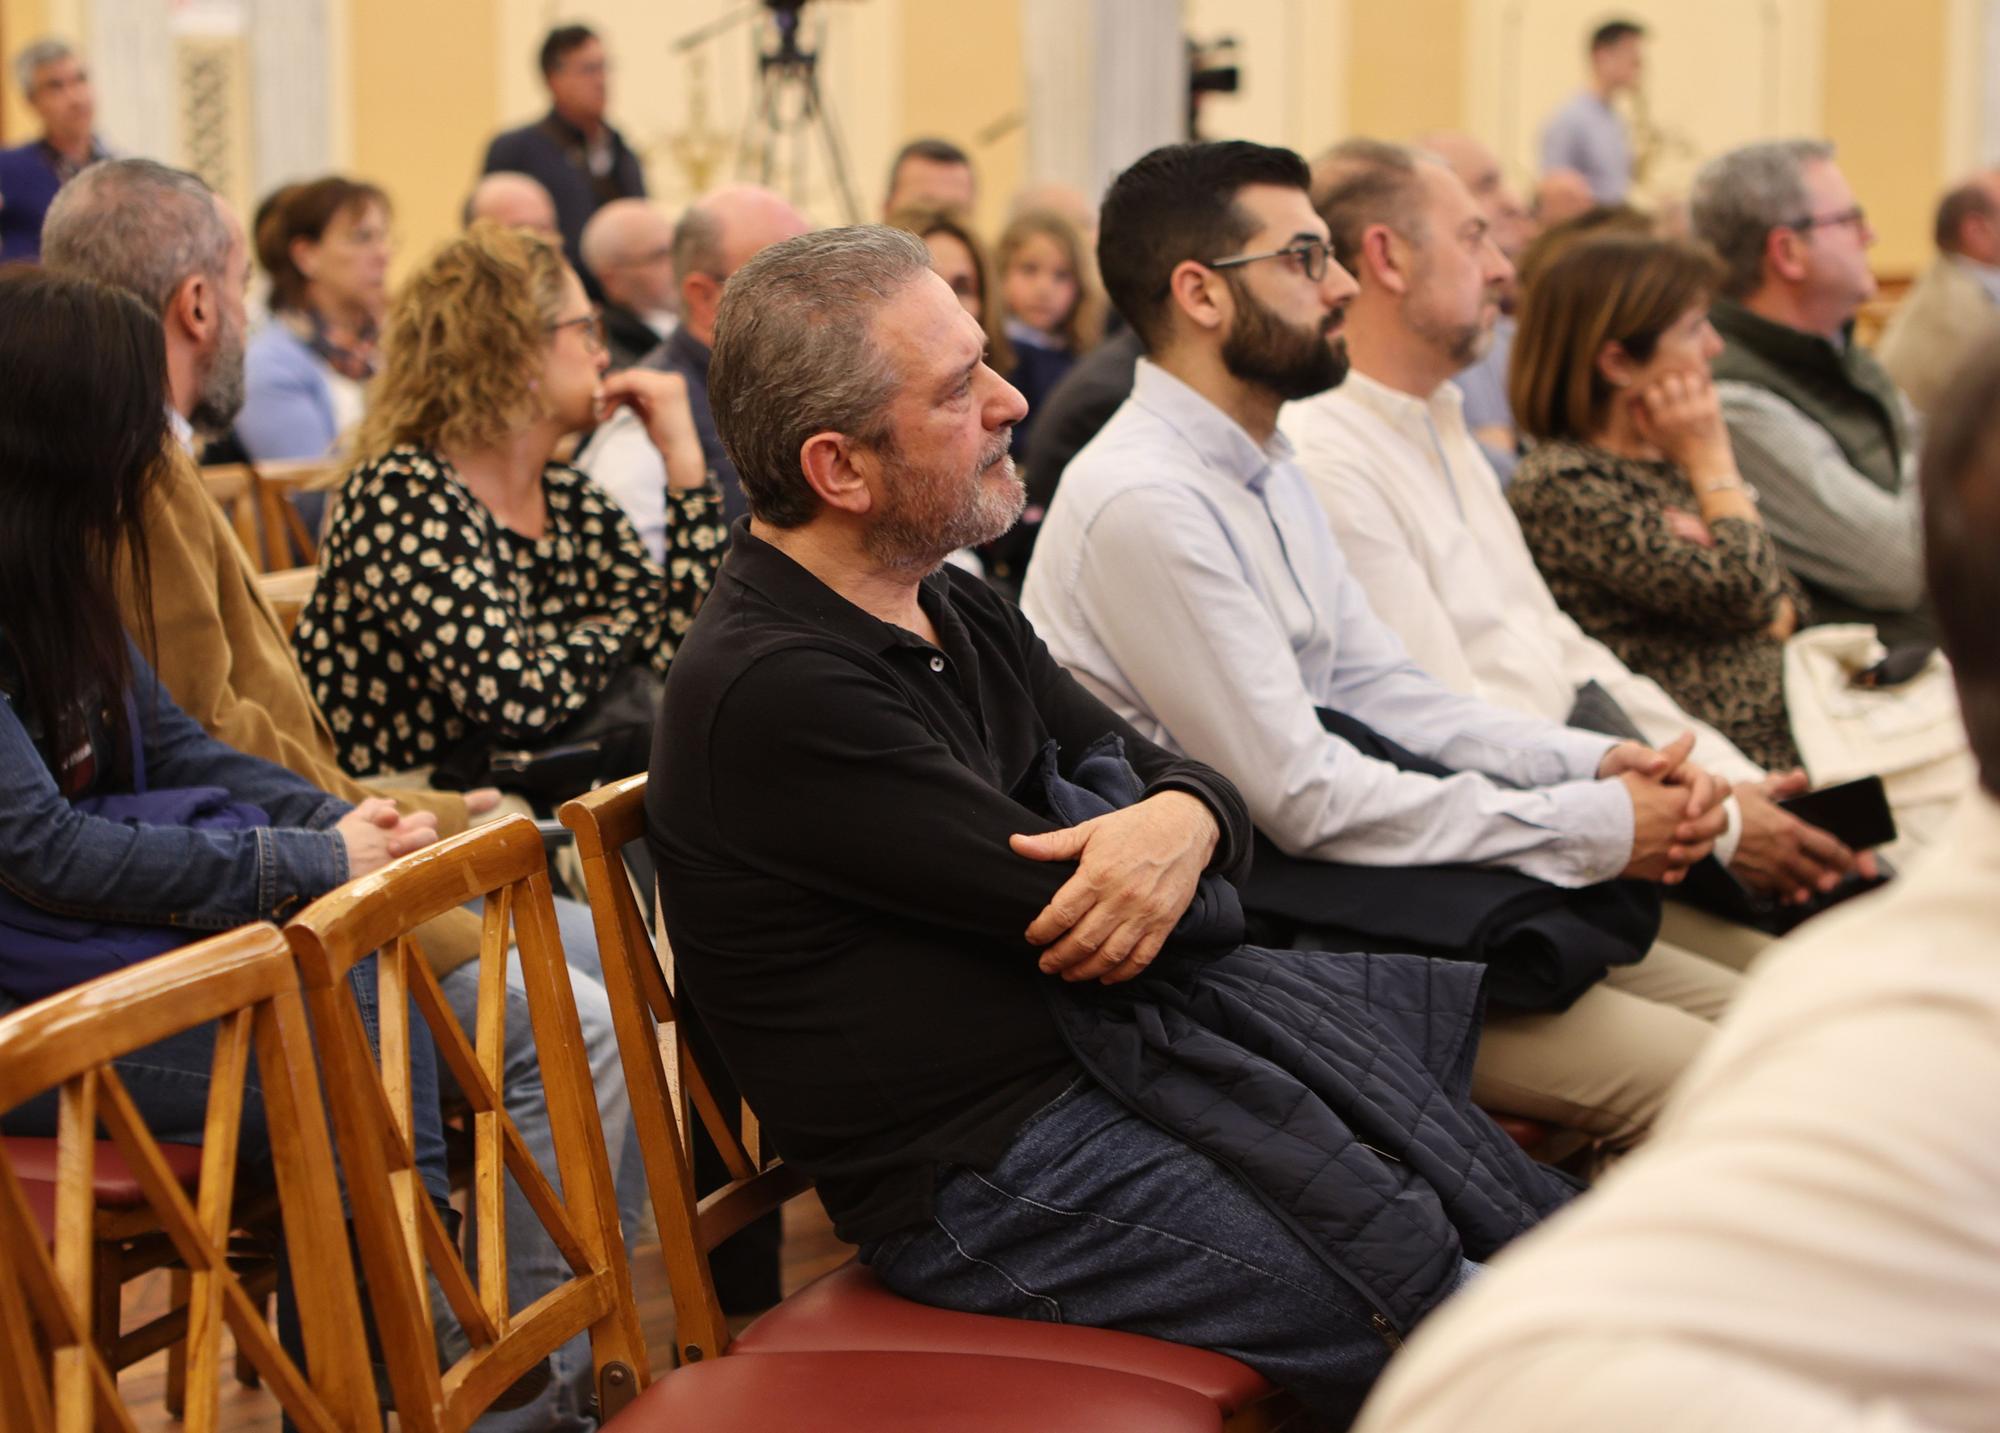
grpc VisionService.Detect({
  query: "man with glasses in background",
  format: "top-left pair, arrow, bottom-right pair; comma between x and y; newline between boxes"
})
1691,140 -> 1932,644
1025,141 -> 1737,1153
482,24 -> 646,295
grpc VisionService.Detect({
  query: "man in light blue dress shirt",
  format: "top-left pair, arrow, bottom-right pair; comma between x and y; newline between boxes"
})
1023,139 -> 1739,1150
1538,19 -> 1644,205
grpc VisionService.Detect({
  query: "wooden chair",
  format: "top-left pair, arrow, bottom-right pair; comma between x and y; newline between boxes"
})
295,814 -> 1230,1432
283,815 -> 652,1430
255,566 -> 319,639
560,777 -> 1296,1431
200,461 -> 327,574
0,1133 -> 287,1417
0,924 -> 379,1432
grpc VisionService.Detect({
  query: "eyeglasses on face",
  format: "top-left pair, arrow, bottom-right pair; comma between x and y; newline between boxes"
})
547,313 -> 606,353
1206,238 -> 1332,284
1787,206 -> 1868,235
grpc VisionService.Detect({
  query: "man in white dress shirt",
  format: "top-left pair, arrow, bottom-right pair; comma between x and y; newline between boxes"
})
1023,140 -> 1738,1149
1353,331 -> 2000,1433
1282,140 -> 1869,958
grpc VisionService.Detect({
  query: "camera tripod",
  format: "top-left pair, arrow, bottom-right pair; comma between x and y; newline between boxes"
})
674,0 -> 863,222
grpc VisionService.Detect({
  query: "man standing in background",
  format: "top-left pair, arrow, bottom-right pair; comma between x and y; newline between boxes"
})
482,24 -> 646,291
1539,18 -> 1644,204
0,38 -> 110,262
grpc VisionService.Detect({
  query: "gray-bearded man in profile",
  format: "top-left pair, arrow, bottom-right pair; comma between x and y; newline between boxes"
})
645,223 -> 1577,1427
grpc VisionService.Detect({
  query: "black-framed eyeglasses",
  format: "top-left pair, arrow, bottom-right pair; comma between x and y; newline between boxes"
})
547,313 -> 606,353
1787,206 -> 1868,235
1206,238 -> 1332,284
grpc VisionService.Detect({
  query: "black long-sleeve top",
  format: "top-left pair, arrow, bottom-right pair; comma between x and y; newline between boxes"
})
647,523 -> 1251,1244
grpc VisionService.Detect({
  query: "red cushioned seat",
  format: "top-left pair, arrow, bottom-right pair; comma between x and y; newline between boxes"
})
1491,1115 -> 1555,1156
730,1259 -> 1272,1414
604,1349 -> 1224,1433
4,1135 -> 205,1240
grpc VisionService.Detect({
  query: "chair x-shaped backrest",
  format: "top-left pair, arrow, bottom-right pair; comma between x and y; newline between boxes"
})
0,925 -> 377,1433
284,815 -> 648,1431
561,776 -> 812,1366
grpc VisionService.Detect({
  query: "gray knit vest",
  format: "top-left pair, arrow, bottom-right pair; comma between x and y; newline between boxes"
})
1709,298 -> 1907,494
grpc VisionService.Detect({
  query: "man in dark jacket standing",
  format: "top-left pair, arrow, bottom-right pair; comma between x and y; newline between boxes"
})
0,38 -> 111,263
648,224 -> 1572,1427
482,25 -> 646,291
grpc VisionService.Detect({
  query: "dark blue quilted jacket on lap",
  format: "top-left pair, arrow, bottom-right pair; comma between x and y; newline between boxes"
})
1019,735 -> 1580,1338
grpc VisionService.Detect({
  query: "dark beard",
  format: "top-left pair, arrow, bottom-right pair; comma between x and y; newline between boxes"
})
1220,274 -> 1348,401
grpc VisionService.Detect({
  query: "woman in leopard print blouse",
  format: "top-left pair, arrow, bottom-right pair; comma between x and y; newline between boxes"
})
1509,235 -> 1806,774
294,222 -> 724,778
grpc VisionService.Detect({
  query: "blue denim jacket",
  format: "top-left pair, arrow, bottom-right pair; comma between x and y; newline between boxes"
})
0,642 -> 351,936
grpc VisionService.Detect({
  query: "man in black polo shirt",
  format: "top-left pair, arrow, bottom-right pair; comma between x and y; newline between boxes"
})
649,226 -> 1554,1424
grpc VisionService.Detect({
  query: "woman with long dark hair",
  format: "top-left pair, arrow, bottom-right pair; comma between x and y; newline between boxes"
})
0,266 -> 441,1151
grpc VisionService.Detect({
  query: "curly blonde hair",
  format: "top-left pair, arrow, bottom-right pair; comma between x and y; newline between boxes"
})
356,220 -> 569,462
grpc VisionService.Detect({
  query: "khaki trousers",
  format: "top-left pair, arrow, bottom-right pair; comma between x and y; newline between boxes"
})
1471,941 -> 1739,1151
1660,900 -> 1775,973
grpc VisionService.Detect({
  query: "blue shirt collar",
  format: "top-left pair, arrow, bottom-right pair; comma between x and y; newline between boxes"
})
1128,358 -> 1297,496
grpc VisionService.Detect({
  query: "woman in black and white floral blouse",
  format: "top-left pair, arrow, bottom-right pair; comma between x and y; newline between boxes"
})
294,221 -> 724,778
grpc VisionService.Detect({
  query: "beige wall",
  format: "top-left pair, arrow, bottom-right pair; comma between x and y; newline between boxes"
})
900,0 -> 1023,239
1,1 -> 1969,283
1348,0 -> 1464,140
1824,0 -> 1949,275
347,0 -> 498,283
0,0 -> 49,143
1182,0 -> 1951,279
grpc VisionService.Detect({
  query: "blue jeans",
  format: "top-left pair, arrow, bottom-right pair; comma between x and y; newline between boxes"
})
861,1077 -> 1474,1429
435,895 -> 633,1433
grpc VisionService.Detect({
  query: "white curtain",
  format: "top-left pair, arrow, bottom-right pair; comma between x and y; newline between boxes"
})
1024,0 -> 1185,207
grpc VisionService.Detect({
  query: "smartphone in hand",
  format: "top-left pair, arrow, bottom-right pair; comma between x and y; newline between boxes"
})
1778,775 -> 1897,852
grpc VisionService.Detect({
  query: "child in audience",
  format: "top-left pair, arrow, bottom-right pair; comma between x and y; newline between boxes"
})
991,207 -> 1100,460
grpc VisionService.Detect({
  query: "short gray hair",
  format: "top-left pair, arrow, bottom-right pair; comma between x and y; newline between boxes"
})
1690,139 -> 1835,300
670,206 -> 726,281
13,37 -> 74,95
709,226 -> 933,528
42,159 -> 231,317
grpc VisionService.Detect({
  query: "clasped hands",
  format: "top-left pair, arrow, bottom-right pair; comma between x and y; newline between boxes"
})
335,797 -> 442,879
1010,791 -> 1219,986
1600,732 -> 1729,884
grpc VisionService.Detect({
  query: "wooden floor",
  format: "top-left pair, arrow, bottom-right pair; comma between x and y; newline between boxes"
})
118,1194 -> 853,1430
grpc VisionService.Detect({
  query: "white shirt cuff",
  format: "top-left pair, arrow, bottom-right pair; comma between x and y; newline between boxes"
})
1712,792 -> 1743,868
